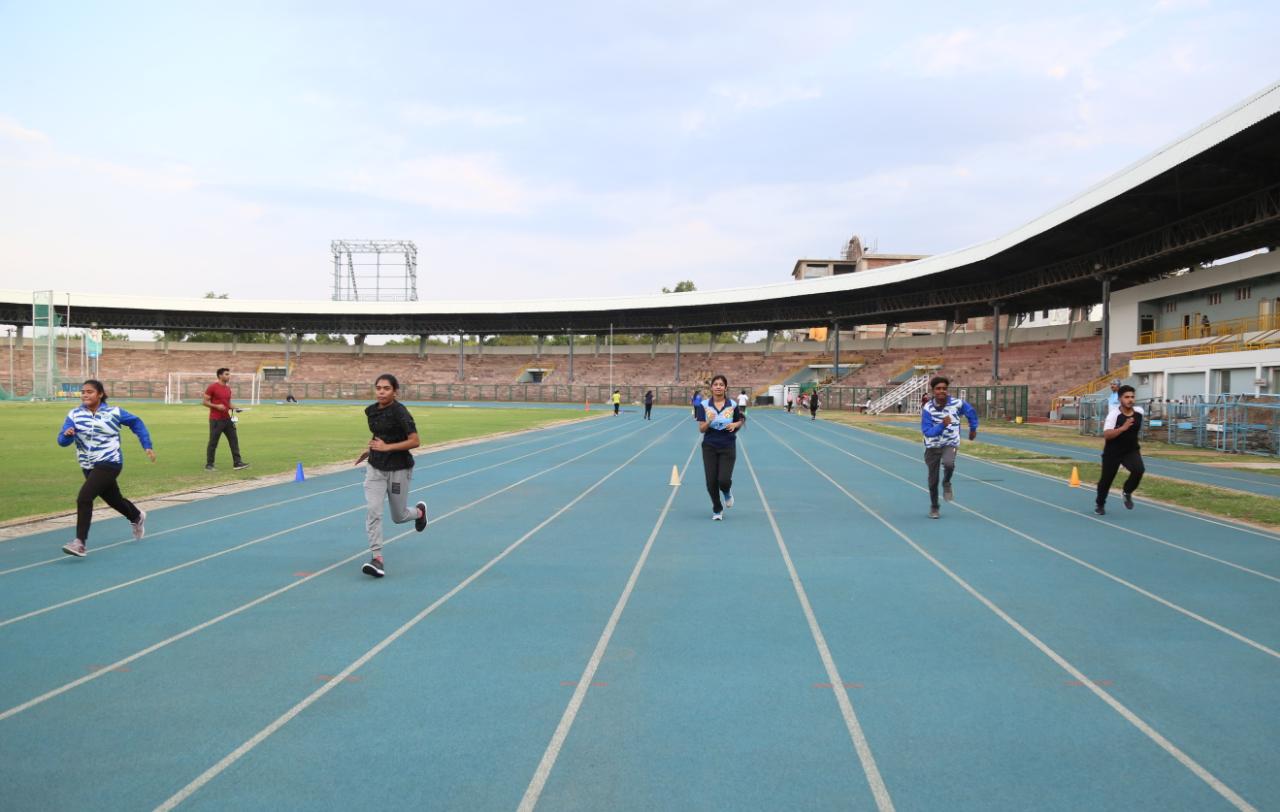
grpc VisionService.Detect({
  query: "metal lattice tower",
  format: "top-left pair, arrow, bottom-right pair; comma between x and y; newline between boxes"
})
331,240 -> 418,302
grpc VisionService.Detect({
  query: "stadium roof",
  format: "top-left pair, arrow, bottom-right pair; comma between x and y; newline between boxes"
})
2,82 -> 1279,336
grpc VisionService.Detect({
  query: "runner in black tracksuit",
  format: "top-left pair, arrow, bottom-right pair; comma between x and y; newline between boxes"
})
696,374 -> 745,520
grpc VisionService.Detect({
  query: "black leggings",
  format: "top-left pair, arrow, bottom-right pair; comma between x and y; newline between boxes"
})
76,466 -> 140,541
644,403 -> 652,419
1096,450 -> 1145,505
702,444 -> 736,512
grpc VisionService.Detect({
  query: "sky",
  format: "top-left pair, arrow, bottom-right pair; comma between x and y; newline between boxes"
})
0,0 -> 1277,305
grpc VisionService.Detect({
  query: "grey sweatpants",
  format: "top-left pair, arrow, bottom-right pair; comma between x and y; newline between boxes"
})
364,466 -> 417,554
924,445 -> 958,507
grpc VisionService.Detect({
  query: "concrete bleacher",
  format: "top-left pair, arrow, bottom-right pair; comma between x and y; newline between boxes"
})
0,332 -> 1108,416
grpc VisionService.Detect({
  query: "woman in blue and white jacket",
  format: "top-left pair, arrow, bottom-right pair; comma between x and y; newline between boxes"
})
56,379 -> 156,557
920,375 -> 978,519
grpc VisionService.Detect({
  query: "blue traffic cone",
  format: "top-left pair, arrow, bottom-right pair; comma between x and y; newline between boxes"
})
295,462 -> 305,482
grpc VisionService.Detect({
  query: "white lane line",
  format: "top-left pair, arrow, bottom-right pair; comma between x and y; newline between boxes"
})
0,419 -> 628,626
153,417 -> 685,812
741,439 -> 896,812
797,419 -> 1280,583
759,420 -> 1257,812
0,416 -> 680,722
768,418 -> 1280,661
820,417 -> 1280,543
518,439 -> 700,812
0,418 -> 607,575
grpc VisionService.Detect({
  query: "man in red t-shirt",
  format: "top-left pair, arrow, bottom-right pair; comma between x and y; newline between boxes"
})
202,367 -> 249,471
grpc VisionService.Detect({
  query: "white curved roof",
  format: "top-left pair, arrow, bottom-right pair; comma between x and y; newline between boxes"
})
2,81 -> 1277,318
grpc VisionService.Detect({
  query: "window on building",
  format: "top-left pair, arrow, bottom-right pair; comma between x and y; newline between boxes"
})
1208,292 -> 1222,306
1163,300 -> 1177,313
1236,286 -> 1252,300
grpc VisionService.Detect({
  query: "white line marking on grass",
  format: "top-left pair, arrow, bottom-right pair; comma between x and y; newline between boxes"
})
824,417 -> 1280,543
800,420 -> 1280,583
153,418 -> 684,812
741,440 -> 896,812
0,420 -> 625,624
0,419 -> 608,576
770,418 -> 1280,661
759,420 -> 1257,812
519,439 -> 700,812
0,417 -> 679,722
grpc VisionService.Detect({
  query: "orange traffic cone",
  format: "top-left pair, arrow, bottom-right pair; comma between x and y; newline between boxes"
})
669,465 -> 681,486
1069,466 -> 1081,488
584,398 -> 590,411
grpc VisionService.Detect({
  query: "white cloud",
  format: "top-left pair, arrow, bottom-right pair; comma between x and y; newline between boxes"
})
0,116 -> 50,144
345,153 -> 556,214
400,102 -> 525,128
711,83 -> 823,111
896,20 -> 1130,79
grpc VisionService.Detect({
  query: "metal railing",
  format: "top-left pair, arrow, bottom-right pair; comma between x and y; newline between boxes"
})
1079,393 -> 1280,456
1138,312 -> 1280,345
867,376 -> 930,415
1130,339 -> 1280,360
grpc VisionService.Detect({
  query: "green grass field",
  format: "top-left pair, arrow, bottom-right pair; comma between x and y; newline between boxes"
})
0,402 -> 592,522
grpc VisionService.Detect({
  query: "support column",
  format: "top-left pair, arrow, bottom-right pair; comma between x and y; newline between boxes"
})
535,334 -> 543,359
942,320 -> 953,350
594,334 -> 601,356
991,303 -> 1001,381
232,332 -> 238,355
458,334 -> 465,381
764,329 -> 774,357
832,320 -> 841,379
476,335 -> 483,356
651,333 -> 658,359
1005,312 -> 1016,349
355,333 -> 366,359
1100,275 -> 1112,375
418,335 -> 426,359
284,331 -> 291,376
568,334 -> 575,383
1066,308 -> 1078,343
708,332 -> 716,359
296,332 -> 303,358
674,331 -> 681,383
882,323 -> 898,353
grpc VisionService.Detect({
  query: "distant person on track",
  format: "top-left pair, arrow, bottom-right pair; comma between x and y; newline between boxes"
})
921,375 -> 979,520
737,389 -> 749,413
1095,384 -> 1145,516
285,392 -> 298,404
696,374 -> 745,521
57,379 -> 155,557
612,389 -> 622,416
1107,380 -> 1121,412
809,388 -> 820,420
691,389 -> 702,419
643,390 -> 654,420
785,392 -> 795,413
203,367 -> 249,471
355,373 -> 427,578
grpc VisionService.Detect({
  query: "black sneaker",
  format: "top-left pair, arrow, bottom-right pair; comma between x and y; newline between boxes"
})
414,501 -> 428,532
362,557 -> 385,578
928,506 -> 940,519
943,482 -> 954,502
1094,504 -> 1106,515
1123,492 -> 1134,510
233,461 -> 251,471
205,464 -> 215,471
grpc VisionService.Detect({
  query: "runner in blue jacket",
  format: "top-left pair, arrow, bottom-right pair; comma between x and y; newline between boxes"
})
920,376 -> 978,519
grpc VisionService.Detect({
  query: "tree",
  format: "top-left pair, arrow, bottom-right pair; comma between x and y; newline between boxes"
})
662,280 -> 696,294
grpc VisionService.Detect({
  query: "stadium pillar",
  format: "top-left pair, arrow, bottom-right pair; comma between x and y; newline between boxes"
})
417,335 -> 426,359
833,321 -> 841,379
567,333 -> 574,382
943,320 -> 953,350
674,331 -> 681,382
764,329 -> 774,357
594,334 -> 600,356
991,303 -> 1001,381
535,334 -> 543,359
458,334 -> 465,381
231,332 -> 237,355
651,333 -> 657,359
1100,275 -> 1112,375
708,332 -> 715,359
284,332 -> 291,374
1066,308 -> 1078,343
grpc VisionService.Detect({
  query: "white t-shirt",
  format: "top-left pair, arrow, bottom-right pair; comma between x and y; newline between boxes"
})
1103,405 -> 1144,430
737,393 -> 748,408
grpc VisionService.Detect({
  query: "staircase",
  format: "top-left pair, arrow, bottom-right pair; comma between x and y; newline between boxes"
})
867,375 -> 930,415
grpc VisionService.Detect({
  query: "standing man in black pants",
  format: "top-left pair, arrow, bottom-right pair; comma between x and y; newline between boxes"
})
643,390 -> 654,420
1095,384 -> 1145,515
203,367 -> 250,471
809,388 -> 820,420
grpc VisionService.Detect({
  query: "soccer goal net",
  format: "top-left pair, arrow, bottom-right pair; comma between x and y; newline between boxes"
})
165,371 -> 261,406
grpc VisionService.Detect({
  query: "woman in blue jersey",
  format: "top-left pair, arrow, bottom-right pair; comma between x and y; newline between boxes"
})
696,374 -> 745,520
57,380 -> 155,557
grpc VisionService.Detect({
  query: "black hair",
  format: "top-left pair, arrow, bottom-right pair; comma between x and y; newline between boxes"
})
1117,384 -> 1136,397
375,373 -> 400,391
216,367 -> 230,377
82,379 -> 107,402
929,375 -> 950,390
711,374 -> 728,386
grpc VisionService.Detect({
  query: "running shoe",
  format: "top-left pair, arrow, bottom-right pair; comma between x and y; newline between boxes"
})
204,464 -> 215,471
1094,504 -> 1106,515
928,506 -> 940,519
723,492 -> 733,508
1123,492 -> 1134,510
233,461 -> 251,471
131,510 -> 147,540
415,501 -> 428,532
362,557 -> 385,578
712,512 -> 723,521
62,539 -> 86,557
943,482 -> 954,502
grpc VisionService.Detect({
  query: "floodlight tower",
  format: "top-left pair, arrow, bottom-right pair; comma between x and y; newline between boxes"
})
331,240 -> 419,301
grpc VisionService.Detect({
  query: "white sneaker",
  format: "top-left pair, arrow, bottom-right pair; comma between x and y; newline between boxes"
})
712,512 -> 723,521
723,493 -> 733,508
132,510 -> 147,541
